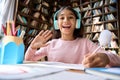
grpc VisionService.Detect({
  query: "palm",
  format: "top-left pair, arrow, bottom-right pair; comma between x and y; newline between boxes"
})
30,30 -> 52,49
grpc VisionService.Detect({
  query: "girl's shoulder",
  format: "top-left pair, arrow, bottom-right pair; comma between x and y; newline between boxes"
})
77,38 -> 92,42
77,38 -> 95,45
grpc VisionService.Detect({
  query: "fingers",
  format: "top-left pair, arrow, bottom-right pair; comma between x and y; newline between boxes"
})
85,57 -> 102,67
38,30 -> 44,35
30,30 -> 52,49
82,53 -> 109,68
39,30 -> 52,40
82,54 -> 94,65
43,30 -> 53,40
41,30 -> 52,38
82,54 -> 96,68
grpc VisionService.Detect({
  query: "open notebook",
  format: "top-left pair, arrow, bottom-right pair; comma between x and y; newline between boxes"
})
22,61 -> 85,70
0,65 -> 66,79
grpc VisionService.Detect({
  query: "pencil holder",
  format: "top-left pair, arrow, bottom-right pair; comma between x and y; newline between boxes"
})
0,36 -> 25,64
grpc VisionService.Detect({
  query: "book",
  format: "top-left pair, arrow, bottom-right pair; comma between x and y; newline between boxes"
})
110,39 -> 119,48
110,0 -> 117,3
24,0 -> 30,5
105,23 -> 115,30
85,67 -> 120,80
93,33 -> 99,40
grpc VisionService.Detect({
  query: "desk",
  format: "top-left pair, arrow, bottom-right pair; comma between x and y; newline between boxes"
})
0,61 -> 108,80
21,61 -> 108,80
68,69 -> 85,73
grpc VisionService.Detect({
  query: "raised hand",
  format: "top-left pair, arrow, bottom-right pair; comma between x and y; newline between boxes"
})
30,30 -> 53,49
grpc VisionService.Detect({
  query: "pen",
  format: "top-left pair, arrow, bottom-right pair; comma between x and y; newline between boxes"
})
17,29 -> 21,37
19,30 -> 25,38
2,24 -> 7,35
12,21 -> 17,36
92,46 -> 102,54
6,21 -> 12,36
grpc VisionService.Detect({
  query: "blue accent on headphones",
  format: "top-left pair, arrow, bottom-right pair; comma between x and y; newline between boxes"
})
53,8 -> 81,30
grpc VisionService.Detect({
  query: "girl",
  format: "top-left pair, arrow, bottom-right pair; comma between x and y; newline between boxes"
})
25,6 -> 120,68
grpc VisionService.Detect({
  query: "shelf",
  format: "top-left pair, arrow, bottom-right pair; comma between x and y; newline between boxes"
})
81,0 -> 120,53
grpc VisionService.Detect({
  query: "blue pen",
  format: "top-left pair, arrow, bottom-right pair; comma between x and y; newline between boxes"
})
17,29 -> 21,37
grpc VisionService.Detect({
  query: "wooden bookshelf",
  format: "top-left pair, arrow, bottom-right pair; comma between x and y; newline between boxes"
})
79,0 -> 120,54
16,0 -> 54,51
16,0 -> 120,54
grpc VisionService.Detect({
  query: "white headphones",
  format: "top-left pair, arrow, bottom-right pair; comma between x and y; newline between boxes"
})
53,8 -> 81,30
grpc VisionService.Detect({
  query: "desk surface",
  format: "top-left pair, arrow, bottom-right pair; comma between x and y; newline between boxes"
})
21,61 -> 108,80
0,61 -> 109,80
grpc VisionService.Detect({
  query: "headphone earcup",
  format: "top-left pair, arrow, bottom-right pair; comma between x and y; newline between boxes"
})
76,19 -> 80,29
54,20 -> 59,30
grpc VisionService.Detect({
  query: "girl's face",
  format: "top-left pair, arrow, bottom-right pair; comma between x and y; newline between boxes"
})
57,9 -> 76,36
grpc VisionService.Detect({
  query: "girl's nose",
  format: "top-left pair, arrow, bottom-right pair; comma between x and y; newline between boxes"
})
63,17 -> 69,22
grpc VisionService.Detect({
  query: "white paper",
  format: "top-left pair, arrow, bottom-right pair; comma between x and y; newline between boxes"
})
0,65 -> 66,80
22,61 -> 85,70
28,71 -> 107,80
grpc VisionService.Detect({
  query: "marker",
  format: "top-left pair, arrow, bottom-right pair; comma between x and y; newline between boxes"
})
19,30 -> 25,38
2,24 -> 7,35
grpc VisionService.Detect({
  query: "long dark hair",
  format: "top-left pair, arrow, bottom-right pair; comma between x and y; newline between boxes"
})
52,6 -> 84,39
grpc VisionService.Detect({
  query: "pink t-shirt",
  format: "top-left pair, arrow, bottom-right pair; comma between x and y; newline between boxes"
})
25,38 -> 120,66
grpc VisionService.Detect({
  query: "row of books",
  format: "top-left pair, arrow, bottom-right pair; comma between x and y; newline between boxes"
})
82,18 -> 92,25
84,7 -> 116,18
85,30 -> 118,39
93,0 -> 103,8
28,29 -> 38,36
70,0 -> 80,7
85,32 -> 119,48
93,0 -> 117,8
20,0 -> 51,20
23,0 -> 80,16
93,9 -> 102,16
25,37 -> 34,47
105,14 -> 116,21
81,4 -> 91,11
17,14 -> 27,24
17,13 -> 50,29
85,22 -> 116,33
104,6 -> 117,13
105,0 -> 117,5
80,0 -> 117,12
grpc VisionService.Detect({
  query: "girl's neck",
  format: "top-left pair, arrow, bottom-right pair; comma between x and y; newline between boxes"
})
61,35 -> 75,41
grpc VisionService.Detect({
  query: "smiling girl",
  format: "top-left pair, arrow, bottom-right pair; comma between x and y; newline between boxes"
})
25,6 -> 120,68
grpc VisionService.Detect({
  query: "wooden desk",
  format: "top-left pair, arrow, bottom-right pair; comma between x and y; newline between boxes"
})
68,69 -> 85,73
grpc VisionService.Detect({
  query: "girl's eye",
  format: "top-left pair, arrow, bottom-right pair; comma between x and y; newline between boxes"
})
58,15 -> 75,20
59,17 -> 64,20
69,16 -> 74,19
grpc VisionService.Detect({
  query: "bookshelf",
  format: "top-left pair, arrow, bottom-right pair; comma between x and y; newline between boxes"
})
16,0 -> 120,54
80,0 -> 120,54
16,0 -> 54,50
